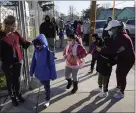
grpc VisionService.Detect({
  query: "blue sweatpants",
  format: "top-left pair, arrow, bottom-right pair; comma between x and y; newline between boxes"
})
40,80 -> 50,101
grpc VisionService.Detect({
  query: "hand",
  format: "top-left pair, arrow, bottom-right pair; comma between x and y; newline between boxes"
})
96,46 -> 101,52
29,41 -> 33,45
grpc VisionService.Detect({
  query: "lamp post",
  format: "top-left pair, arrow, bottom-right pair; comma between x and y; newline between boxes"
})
89,1 -> 96,50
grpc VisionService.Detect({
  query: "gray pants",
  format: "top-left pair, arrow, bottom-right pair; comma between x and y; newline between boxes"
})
47,38 -> 55,52
65,66 -> 79,82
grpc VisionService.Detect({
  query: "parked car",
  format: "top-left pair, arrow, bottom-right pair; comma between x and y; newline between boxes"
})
95,20 -> 107,37
125,19 -> 135,36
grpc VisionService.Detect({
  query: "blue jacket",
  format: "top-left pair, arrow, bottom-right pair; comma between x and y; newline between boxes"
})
90,42 -> 99,59
30,34 -> 57,81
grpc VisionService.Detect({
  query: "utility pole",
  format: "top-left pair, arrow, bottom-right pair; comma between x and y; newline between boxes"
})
112,0 -> 115,19
89,1 -> 97,48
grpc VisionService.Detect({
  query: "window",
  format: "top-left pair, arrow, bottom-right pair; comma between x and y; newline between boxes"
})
126,20 -> 135,25
95,21 -> 106,29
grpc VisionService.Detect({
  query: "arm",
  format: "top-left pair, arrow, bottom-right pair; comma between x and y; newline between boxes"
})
30,51 -> 36,76
77,45 -> 88,59
15,32 -> 31,49
100,40 -> 122,56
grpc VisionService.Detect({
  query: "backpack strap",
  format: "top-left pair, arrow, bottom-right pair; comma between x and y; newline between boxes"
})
72,43 -> 78,56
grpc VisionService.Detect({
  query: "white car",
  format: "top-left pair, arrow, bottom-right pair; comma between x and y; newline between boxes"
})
125,19 -> 135,36
95,20 -> 107,37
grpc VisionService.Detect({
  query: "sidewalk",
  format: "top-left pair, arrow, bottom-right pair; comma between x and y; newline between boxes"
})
0,41 -> 135,113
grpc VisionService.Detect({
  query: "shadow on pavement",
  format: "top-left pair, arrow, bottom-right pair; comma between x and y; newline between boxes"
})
77,91 -> 122,113
55,58 -> 65,64
61,90 -> 100,113
61,91 -> 122,113
35,87 -> 70,113
54,72 -> 98,89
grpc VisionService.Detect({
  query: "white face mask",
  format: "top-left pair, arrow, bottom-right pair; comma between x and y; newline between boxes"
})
67,41 -> 73,45
108,31 -> 113,36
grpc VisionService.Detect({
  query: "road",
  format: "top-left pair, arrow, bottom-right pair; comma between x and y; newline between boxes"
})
0,45 -> 135,113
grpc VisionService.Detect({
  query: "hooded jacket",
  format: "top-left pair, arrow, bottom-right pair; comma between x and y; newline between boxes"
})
30,34 -> 57,81
101,30 -> 135,73
39,21 -> 56,38
83,22 -> 90,34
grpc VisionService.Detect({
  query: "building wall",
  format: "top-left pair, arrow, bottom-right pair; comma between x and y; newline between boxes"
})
116,8 -> 135,20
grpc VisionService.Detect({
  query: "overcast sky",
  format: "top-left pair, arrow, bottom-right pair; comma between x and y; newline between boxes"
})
54,1 -> 135,16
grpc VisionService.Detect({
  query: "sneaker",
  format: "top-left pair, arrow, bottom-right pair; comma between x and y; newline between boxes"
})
88,70 -> 93,74
113,92 -> 124,99
98,92 -> 108,98
93,87 -> 102,92
44,101 -> 50,107
11,97 -> 18,106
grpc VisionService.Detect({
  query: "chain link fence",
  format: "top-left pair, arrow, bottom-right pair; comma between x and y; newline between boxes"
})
0,1 -> 54,95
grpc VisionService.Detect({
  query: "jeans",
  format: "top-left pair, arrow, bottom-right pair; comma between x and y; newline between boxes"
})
98,73 -> 110,92
91,56 -> 97,70
2,63 -> 22,98
40,80 -> 50,101
65,66 -> 79,82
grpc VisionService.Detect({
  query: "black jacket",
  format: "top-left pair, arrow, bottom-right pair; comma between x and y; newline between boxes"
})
39,21 -> 56,38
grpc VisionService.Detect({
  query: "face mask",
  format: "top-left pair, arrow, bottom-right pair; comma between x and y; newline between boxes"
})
108,31 -> 113,36
67,41 -> 73,45
36,45 -> 42,50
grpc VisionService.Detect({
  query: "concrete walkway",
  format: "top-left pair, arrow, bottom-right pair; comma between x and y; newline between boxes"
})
0,42 -> 135,113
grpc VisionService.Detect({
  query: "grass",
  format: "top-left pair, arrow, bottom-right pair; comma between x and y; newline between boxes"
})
0,74 -> 7,89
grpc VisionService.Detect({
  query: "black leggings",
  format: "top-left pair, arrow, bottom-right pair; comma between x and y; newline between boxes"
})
116,61 -> 134,93
2,63 -> 22,98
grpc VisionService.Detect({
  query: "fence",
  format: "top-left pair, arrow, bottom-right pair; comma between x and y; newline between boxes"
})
0,1 -> 54,93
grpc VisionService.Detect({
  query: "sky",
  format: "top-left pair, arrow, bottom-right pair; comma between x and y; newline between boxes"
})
54,1 -> 135,16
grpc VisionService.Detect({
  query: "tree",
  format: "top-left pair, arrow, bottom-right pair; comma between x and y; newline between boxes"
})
82,4 -> 107,19
68,5 -> 75,20
38,1 -> 54,12
82,8 -> 91,19
60,13 -> 66,19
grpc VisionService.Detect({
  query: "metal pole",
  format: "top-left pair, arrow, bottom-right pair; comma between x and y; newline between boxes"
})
112,0 -> 115,19
19,1 -> 31,90
89,1 -> 97,47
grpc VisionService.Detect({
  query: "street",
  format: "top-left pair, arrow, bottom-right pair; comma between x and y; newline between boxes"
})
0,45 -> 135,113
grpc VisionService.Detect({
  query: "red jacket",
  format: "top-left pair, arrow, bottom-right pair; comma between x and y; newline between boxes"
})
0,31 -> 31,65
101,30 -> 135,70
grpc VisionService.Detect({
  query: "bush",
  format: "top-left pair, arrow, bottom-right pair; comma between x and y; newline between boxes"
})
0,74 -> 7,89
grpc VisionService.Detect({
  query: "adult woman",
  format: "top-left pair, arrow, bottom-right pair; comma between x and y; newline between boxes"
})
0,15 -> 32,106
96,20 -> 135,99
76,21 -> 83,38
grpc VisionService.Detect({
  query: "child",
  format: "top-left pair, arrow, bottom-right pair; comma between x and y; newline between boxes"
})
30,34 -> 57,107
94,43 -> 117,98
58,28 -> 64,48
66,24 -> 73,37
88,34 -> 104,74
63,34 -> 87,94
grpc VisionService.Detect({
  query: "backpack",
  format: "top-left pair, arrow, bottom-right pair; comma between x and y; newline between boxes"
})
66,43 -> 85,69
47,48 -> 57,80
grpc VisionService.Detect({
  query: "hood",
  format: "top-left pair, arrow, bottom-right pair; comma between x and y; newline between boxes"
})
33,34 -> 48,49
